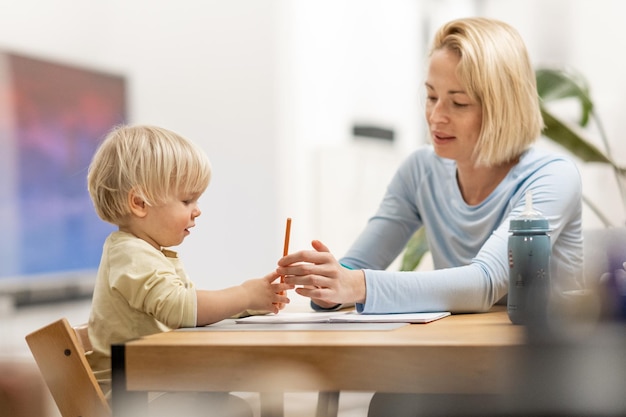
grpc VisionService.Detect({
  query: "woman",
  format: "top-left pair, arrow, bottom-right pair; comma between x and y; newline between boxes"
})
278,16 -> 583,317
278,16 -> 584,416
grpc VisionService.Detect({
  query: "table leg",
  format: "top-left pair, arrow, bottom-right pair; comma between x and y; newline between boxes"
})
259,392 -> 284,417
316,391 -> 340,417
111,344 -> 148,417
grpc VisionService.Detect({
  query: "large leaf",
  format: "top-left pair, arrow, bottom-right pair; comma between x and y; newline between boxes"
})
541,108 -> 617,166
536,67 -> 593,126
538,67 -> 626,174
400,227 -> 429,271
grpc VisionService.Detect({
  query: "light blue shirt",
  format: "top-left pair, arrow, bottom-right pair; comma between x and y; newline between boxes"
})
339,146 -> 583,314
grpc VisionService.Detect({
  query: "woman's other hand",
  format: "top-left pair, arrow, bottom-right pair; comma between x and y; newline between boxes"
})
277,240 -> 366,307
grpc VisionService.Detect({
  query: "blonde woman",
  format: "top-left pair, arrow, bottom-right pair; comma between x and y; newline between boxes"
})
280,17 -> 584,415
279,17 -> 583,318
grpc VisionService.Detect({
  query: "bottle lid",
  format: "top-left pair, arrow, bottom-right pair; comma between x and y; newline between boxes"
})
509,217 -> 550,232
509,191 -> 550,232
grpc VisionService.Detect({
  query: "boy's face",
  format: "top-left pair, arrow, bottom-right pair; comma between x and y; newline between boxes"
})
137,191 -> 202,250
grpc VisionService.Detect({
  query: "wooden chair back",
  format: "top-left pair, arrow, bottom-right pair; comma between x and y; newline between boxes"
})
25,318 -> 110,417
73,322 -> 93,352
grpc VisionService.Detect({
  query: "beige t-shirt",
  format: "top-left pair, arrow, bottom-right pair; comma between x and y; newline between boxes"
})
86,231 -> 197,397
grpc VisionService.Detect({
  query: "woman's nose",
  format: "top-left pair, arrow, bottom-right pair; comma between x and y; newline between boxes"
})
428,102 -> 448,124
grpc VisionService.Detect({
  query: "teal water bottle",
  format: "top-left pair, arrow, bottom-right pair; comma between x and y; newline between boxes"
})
507,191 -> 551,325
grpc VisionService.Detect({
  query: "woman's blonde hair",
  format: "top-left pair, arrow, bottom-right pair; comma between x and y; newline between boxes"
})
430,17 -> 543,166
87,124 -> 211,225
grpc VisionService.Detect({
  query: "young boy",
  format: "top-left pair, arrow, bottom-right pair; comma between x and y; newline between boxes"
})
85,124 -> 292,416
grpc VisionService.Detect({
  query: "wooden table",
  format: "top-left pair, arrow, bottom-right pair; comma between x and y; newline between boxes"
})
112,306 -> 526,417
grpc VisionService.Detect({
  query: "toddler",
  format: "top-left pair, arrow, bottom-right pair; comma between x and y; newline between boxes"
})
85,124 -> 291,416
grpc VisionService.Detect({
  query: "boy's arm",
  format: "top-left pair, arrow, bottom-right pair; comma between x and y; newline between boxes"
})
195,286 -> 253,325
195,271 -> 292,326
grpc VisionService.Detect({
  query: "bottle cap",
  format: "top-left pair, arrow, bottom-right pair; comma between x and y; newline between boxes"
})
509,191 -> 550,232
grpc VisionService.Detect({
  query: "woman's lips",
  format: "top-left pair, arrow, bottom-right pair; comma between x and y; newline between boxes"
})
432,131 -> 455,143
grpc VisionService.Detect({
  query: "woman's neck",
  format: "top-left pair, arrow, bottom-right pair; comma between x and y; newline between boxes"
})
456,159 -> 517,206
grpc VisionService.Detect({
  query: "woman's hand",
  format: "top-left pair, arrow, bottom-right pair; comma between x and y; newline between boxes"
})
276,240 -> 366,306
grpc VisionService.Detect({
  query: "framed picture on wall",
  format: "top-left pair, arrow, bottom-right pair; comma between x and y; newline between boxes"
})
0,51 -> 126,304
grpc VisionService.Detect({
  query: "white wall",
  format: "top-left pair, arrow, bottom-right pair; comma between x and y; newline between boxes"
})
0,0 -> 282,289
276,0 -> 423,258
1,0 -> 625,293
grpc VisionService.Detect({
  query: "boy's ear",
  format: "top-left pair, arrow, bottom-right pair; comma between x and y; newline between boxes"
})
128,190 -> 148,218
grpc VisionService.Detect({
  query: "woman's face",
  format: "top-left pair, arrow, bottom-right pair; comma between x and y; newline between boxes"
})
424,48 -> 483,166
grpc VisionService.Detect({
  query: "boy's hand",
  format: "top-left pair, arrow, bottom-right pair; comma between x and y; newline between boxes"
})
241,271 -> 293,314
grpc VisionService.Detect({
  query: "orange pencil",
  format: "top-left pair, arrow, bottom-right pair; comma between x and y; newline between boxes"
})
281,217 -> 292,284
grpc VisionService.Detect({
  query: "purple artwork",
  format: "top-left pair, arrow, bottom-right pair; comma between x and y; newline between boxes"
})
0,51 -> 126,281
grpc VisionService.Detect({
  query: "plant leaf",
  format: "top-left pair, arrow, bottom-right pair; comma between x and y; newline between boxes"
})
536,67 -> 593,126
400,227 -> 429,271
541,108 -> 616,165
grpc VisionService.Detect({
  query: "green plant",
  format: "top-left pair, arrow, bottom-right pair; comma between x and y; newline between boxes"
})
400,67 -> 625,271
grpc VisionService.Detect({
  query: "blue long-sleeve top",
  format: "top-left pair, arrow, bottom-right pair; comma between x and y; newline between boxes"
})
336,146 -> 583,314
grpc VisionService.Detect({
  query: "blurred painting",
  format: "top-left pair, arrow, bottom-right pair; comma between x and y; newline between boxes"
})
0,51 -> 126,284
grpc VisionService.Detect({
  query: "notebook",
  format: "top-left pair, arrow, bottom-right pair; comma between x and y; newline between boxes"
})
235,311 -> 451,324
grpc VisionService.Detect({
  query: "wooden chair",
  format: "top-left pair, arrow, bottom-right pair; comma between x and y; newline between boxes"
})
25,318 -> 110,417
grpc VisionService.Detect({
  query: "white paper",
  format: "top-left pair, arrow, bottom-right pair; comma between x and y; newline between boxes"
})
235,311 -> 450,324
329,311 -> 451,323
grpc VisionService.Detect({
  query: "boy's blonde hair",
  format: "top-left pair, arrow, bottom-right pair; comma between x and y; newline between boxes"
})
87,124 -> 211,225
430,17 -> 544,167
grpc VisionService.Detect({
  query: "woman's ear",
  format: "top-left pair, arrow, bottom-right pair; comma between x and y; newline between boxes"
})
128,190 -> 148,218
